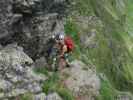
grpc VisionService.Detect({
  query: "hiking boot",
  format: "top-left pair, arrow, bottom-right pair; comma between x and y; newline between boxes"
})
66,63 -> 70,67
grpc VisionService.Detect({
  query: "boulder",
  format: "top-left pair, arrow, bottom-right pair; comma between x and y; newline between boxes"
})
0,44 -> 46,99
34,93 -> 46,100
62,60 -> 100,100
12,12 -> 64,60
46,92 -> 62,100
0,0 -> 67,60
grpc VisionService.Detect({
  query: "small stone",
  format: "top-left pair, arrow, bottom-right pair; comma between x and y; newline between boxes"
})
31,83 -> 42,93
0,80 -> 12,92
7,89 -> 27,97
46,92 -> 62,100
34,93 -> 46,100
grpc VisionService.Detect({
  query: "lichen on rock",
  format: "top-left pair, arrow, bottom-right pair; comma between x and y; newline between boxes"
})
0,44 -> 46,99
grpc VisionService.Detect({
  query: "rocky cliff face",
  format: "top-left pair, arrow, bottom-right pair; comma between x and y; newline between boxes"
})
0,44 -> 46,100
0,0 -> 69,99
0,0 -> 67,60
62,60 -> 100,100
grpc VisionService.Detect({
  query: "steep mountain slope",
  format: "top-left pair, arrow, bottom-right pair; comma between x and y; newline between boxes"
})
65,0 -> 133,99
90,0 -> 133,92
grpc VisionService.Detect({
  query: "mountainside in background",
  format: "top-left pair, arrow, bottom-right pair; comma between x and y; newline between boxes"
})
90,0 -> 133,93
65,0 -> 133,99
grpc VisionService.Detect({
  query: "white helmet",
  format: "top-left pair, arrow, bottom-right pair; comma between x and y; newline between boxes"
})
54,32 -> 65,40
52,34 -> 55,39
59,33 -> 65,40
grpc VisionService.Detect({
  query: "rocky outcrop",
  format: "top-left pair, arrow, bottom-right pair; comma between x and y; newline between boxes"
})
62,60 -> 100,100
0,0 -> 68,60
0,44 -> 46,99
12,13 -> 64,59
0,0 -> 13,40
0,0 -> 69,99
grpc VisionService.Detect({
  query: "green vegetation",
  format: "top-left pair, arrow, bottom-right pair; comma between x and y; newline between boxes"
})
34,67 -> 50,76
89,0 -> 133,93
42,72 -> 75,100
35,68 -> 75,100
56,87 -> 75,100
125,0 -> 133,37
96,78 -> 118,100
43,72 -> 59,93
64,18 -> 81,59
34,0 -> 133,99
72,0 -> 94,16
19,93 -> 33,100
97,75 -> 133,100
65,0 -> 133,99
64,19 -> 122,99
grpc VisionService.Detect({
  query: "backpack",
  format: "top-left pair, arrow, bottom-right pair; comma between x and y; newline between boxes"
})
64,36 -> 74,52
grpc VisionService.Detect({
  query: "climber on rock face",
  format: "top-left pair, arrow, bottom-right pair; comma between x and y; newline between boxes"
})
49,32 -> 74,71
56,33 -> 68,70
53,33 -> 74,70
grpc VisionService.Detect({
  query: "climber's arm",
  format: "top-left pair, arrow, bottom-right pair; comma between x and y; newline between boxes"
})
60,45 -> 67,58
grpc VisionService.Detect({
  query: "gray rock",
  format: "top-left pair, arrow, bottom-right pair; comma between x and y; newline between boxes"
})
9,75 -> 23,83
116,94 -> 133,100
26,68 -> 47,82
34,93 -> 46,100
0,0 -> 13,39
80,29 -> 97,48
0,80 -> 12,92
62,60 -> 100,99
35,57 -> 47,68
46,92 -> 62,100
54,0 -> 65,3
12,13 -> 64,59
0,0 -> 67,60
13,64 -> 25,74
8,89 -> 27,97
10,14 -> 22,24
13,0 -> 35,14
27,82 -> 42,93
73,16 -> 103,48
0,0 -> 67,99
0,44 -> 33,69
0,45 -> 46,99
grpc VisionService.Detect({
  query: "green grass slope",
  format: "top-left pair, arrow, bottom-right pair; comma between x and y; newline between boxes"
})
89,0 -> 133,93
65,0 -> 133,99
